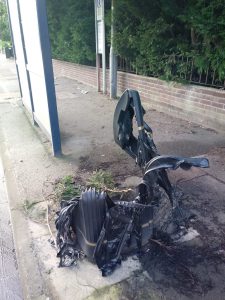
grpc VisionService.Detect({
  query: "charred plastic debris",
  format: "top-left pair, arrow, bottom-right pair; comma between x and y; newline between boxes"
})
55,89 -> 209,276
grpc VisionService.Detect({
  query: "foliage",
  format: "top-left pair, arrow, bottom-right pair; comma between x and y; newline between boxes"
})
113,0 -> 225,81
87,170 -> 115,190
0,0 -> 11,48
46,0 -> 96,65
181,0 -> 225,80
55,175 -> 82,200
46,0 -> 225,82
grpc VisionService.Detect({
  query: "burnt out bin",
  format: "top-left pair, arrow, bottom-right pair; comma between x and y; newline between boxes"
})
5,47 -> 13,59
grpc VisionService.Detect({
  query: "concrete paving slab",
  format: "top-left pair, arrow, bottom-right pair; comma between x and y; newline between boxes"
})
0,56 -> 20,98
0,158 -> 23,300
36,235 -> 141,300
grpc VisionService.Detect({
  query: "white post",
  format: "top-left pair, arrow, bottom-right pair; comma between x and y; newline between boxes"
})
102,0 -> 106,94
110,0 -> 117,98
94,0 -> 100,91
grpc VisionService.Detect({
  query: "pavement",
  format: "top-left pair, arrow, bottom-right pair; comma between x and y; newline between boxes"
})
0,156 -> 23,300
0,55 -> 23,299
1,54 -> 225,300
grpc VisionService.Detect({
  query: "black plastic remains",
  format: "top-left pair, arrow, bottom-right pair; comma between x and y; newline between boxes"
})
55,89 -> 209,276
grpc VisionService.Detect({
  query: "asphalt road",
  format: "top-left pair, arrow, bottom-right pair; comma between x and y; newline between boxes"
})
0,54 -> 23,299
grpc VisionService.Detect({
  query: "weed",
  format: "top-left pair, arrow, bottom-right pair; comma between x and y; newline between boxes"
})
61,175 -> 74,186
87,170 -> 115,190
55,175 -> 82,200
23,199 -> 36,213
23,199 -> 46,222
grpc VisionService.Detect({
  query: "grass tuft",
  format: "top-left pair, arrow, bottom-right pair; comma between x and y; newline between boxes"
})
87,169 -> 115,190
55,175 -> 82,200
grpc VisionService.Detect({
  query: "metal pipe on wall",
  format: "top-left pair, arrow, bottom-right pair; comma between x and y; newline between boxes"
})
109,0 -> 117,99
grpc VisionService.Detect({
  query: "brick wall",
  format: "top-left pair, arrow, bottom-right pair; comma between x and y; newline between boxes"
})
53,59 -> 225,131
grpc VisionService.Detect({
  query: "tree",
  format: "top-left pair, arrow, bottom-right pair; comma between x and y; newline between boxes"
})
46,0 -> 225,83
46,0 -> 96,65
180,0 -> 225,80
0,0 -> 11,48
113,0 -> 225,81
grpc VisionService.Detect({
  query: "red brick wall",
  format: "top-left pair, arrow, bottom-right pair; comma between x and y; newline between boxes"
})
53,59 -> 225,131
53,60 -> 97,87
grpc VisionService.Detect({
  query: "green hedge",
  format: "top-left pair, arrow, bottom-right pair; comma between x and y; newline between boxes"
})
46,0 -> 225,81
46,0 -> 96,65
